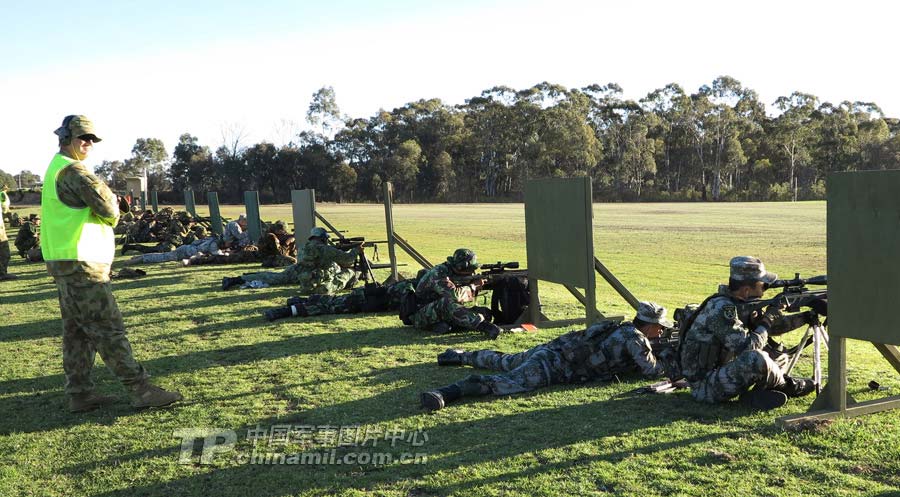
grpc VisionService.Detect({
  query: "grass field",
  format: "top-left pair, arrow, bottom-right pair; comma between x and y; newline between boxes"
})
1,201 -> 898,497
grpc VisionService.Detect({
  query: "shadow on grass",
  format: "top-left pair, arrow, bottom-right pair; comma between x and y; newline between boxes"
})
79,392 -> 750,497
0,324 -> 492,434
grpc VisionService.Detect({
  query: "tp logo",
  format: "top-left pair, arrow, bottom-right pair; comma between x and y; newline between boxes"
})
173,428 -> 237,465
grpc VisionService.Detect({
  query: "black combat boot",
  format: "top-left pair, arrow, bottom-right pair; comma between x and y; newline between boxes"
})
437,349 -> 466,366
421,375 -> 489,411
739,388 -> 788,410
264,306 -> 293,322
286,296 -> 309,307
421,384 -> 462,411
476,321 -> 502,340
432,322 -> 452,334
471,306 -> 493,323
266,304 -> 308,321
775,376 -> 816,398
222,276 -> 245,290
121,243 -> 132,255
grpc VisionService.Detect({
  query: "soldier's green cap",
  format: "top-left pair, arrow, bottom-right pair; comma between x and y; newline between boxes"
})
636,301 -> 673,328
447,248 -> 479,273
309,227 -> 329,239
54,115 -> 102,142
730,256 -> 777,284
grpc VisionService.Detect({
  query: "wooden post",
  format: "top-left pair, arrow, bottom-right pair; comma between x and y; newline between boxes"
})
383,182 -> 399,282
150,191 -> 159,213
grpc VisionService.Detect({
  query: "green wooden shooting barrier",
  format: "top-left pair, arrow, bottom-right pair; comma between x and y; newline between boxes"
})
524,177 -> 599,327
207,192 -> 224,236
150,191 -> 158,213
184,189 -> 197,217
243,191 -> 262,244
778,170 -> 900,427
291,189 -> 316,245
828,170 -> 900,345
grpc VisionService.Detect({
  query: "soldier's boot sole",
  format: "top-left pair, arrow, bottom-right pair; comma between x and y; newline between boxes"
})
69,393 -> 118,413
739,389 -> 788,410
420,391 -> 446,411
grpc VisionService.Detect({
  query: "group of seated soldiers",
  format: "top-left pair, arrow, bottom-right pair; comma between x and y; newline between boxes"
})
115,207 -> 297,269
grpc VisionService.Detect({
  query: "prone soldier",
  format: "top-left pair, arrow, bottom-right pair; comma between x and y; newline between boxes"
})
420,302 -> 672,410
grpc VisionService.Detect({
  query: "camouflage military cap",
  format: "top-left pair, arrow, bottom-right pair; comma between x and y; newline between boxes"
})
636,301 -> 673,328
29,213 -> 39,220
192,225 -> 207,236
730,256 -> 777,284
160,207 -> 174,214
177,211 -> 193,221
273,220 -> 286,230
54,115 -> 102,142
309,227 -> 329,240
447,248 -> 479,273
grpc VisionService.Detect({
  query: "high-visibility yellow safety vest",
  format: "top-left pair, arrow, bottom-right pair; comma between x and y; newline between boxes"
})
41,154 -> 115,263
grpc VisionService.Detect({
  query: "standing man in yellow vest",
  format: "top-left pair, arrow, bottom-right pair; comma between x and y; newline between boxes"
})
0,184 -> 14,281
43,115 -> 183,412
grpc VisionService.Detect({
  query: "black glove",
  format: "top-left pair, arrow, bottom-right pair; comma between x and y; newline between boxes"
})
755,303 -> 784,330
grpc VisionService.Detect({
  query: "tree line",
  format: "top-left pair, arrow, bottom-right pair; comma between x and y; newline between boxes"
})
4,76 -> 898,203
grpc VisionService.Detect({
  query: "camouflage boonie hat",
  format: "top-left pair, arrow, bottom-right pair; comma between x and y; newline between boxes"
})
54,115 -> 102,142
177,211 -> 193,221
730,256 -> 777,284
273,220 -> 286,231
636,301 -> 673,328
309,227 -> 329,240
447,248 -> 479,273
192,225 -> 207,237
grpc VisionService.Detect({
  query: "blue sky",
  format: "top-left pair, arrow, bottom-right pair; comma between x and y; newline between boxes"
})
3,0 -> 898,175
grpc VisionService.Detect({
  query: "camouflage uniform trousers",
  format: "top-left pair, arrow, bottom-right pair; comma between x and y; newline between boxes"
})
304,291 -> 367,316
139,243 -> 205,264
688,350 -> 785,403
54,273 -> 149,395
411,296 -> 485,331
244,263 -> 357,294
460,346 -> 570,395
0,220 -> 9,275
0,241 -> 9,276
191,249 -> 261,265
303,280 -> 414,316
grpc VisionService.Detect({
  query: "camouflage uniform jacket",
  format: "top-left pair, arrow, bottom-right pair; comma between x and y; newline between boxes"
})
414,263 -> 478,305
678,285 -> 770,383
294,238 -> 357,285
546,320 -> 664,382
45,160 -> 119,281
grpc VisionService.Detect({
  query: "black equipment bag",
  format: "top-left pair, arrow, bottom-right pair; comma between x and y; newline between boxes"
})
490,276 -> 529,325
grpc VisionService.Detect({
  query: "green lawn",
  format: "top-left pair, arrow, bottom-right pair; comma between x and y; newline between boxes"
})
1,201 -> 898,497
